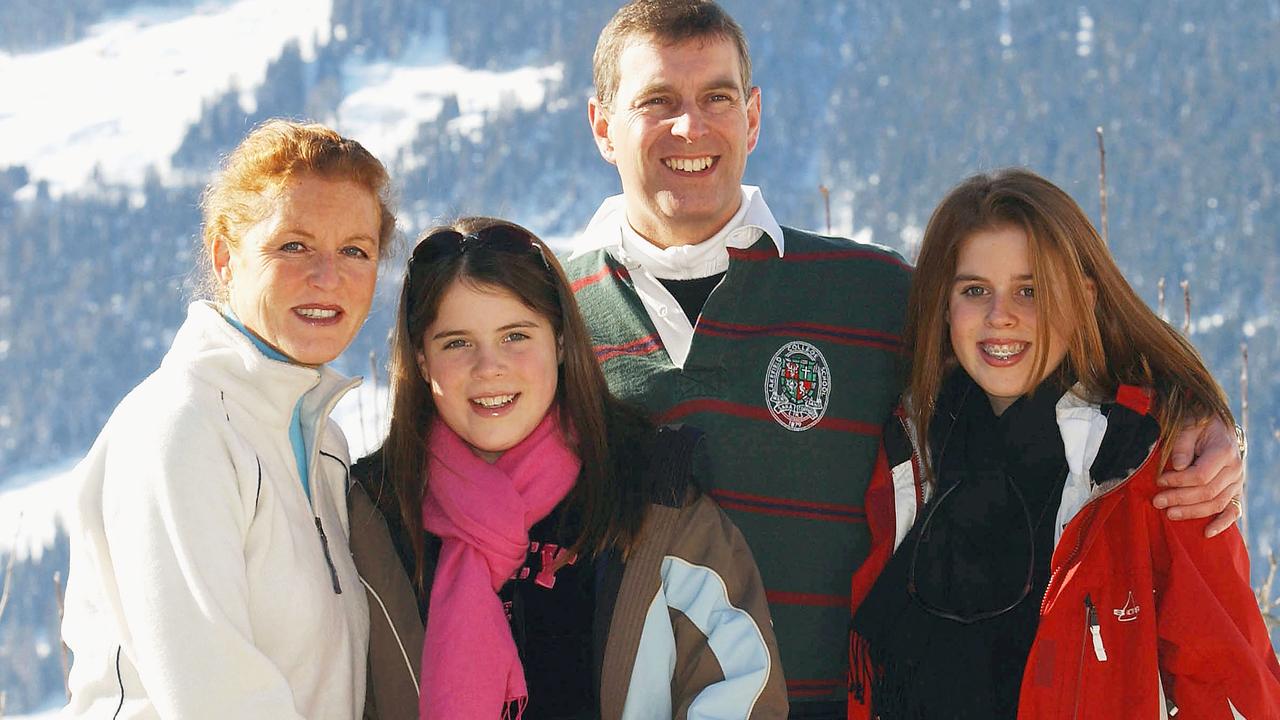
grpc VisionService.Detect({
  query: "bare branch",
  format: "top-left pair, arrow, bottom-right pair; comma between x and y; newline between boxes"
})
1096,126 -> 1109,246
1239,343 -> 1249,537
1181,280 -> 1191,335
0,517 -> 21,626
818,184 -> 831,235
54,571 -> 70,701
369,350 -> 381,444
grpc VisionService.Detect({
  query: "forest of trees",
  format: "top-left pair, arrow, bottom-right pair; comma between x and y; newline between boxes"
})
0,0 -> 1276,711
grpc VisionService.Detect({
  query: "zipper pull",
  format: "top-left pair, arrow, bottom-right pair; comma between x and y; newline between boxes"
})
1085,594 -> 1107,662
314,517 -> 343,594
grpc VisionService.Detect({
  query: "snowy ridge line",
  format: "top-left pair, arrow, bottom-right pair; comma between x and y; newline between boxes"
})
0,0 -> 564,201
0,0 -> 331,196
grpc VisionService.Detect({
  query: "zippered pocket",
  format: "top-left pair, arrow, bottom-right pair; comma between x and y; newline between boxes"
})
1085,594 -> 1108,661
1072,594 -> 1108,720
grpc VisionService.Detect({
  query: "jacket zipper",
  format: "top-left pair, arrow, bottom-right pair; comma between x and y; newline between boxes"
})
1051,441 -> 1158,720
301,374 -> 361,597
1039,439 -> 1161,616
897,412 -> 927,505
314,517 -> 343,594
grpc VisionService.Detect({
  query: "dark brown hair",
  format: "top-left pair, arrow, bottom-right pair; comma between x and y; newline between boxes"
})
594,0 -> 752,110
907,168 -> 1233,485
199,119 -> 396,300
379,217 -> 651,591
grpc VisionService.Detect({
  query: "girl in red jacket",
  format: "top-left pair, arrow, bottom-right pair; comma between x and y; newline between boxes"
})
849,168 -> 1280,719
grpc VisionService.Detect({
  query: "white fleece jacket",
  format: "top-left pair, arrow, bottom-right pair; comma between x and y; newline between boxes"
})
61,302 -> 369,719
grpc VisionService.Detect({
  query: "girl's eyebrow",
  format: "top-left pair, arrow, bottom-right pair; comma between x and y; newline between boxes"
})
430,320 -> 540,341
952,273 -> 1033,282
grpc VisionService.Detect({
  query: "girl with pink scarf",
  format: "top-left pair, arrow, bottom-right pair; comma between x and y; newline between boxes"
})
348,217 -> 789,720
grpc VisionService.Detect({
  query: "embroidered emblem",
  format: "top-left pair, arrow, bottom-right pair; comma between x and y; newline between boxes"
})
1113,590 -> 1140,622
764,341 -> 832,432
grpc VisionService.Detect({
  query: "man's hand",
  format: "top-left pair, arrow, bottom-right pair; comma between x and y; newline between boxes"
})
1152,418 -> 1244,537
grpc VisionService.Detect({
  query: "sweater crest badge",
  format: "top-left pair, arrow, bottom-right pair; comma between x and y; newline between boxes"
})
764,341 -> 832,431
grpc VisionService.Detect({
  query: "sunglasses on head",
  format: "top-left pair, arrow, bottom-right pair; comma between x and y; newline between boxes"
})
408,225 -> 551,272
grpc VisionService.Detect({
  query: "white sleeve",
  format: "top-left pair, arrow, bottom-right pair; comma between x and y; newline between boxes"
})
98,409 -> 308,720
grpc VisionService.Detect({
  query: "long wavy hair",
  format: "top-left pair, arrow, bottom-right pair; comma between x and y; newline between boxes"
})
376,216 -> 651,591
907,168 -> 1233,485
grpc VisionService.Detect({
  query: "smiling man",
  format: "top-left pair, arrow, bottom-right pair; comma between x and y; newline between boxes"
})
567,5 -> 908,715
564,2 -> 1246,718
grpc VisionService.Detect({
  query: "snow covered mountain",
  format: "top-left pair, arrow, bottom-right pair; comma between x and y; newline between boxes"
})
1,0 -> 1277,711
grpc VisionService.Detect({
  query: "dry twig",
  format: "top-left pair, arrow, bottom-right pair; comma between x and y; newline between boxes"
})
0,518 -> 21,626
1239,343 -> 1250,537
818,184 -> 831,235
1180,280 -> 1191,335
54,571 -> 70,701
1258,551 -> 1278,628
369,350 -> 382,443
1096,126 -> 1109,246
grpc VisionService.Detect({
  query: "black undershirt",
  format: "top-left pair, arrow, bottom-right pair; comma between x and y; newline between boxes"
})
658,272 -> 725,325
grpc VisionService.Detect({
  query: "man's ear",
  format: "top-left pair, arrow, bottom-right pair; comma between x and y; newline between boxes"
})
588,97 -> 617,165
745,86 -> 762,154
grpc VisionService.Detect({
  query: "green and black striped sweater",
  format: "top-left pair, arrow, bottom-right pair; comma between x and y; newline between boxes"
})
565,226 -> 912,711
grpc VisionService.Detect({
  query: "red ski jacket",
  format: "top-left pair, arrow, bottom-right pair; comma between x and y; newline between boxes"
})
849,386 -> 1280,719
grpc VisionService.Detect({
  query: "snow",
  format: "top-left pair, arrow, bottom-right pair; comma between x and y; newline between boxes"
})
335,16 -> 562,174
3,696 -> 64,720
0,0 -> 562,200
0,0 -> 331,196
0,458 -> 78,562
330,374 -> 390,461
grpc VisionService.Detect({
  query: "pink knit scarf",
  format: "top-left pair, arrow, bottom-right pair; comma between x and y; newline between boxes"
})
418,410 -> 580,720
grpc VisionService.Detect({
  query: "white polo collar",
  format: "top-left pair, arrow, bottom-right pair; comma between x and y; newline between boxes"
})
569,186 -> 784,369
570,185 -> 785,278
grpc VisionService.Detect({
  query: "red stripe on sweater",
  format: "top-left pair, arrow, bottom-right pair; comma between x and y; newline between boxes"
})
712,488 -> 864,515
593,334 -> 662,363
696,323 -> 901,352
766,590 -> 850,608
715,499 -> 864,524
787,678 -> 842,689
787,687 -> 840,698
700,318 -> 901,343
787,678 -> 843,697
570,264 -> 630,293
658,398 -> 879,436
728,246 -> 911,270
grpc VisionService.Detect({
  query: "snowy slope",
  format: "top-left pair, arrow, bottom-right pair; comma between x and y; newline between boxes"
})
0,460 -> 77,562
0,0 -> 563,201
0,0 -> 331,195
337,13 -> 563,173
